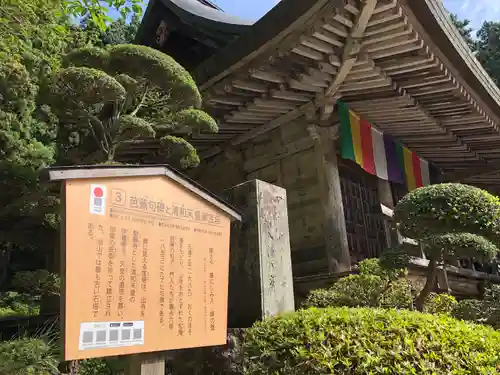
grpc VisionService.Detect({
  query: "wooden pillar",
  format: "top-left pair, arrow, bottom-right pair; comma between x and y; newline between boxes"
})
377,179 -> 401,248
125,354 -> 165,375
308,124 -> 351,273
225,180 -> 295,327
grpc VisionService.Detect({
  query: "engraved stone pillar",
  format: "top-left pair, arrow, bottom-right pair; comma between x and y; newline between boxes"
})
225,180 -> 295,328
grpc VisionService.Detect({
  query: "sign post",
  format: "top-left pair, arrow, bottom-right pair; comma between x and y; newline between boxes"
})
47,165 -> 241,370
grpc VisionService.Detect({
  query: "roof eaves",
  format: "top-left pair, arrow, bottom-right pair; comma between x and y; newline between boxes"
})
194,0 -> 335,90
403,0 -> 500,127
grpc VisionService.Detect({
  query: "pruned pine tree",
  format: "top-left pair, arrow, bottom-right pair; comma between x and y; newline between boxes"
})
383,183 -> 500,311
46,44 -> 218,169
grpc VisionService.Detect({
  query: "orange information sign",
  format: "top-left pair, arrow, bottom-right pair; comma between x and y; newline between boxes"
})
60,173 -> 234,360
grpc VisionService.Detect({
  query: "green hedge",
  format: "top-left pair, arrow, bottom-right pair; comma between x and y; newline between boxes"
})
243,307 -> 500,374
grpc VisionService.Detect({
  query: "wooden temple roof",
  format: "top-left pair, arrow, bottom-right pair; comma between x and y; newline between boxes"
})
126,0 -> 500,188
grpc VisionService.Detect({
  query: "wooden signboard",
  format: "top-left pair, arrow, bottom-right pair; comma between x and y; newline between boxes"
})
49,166 -> 241,361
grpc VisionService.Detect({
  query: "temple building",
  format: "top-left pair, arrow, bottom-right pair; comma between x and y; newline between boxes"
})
133,0 -> 500,300
135,0 -> 252,70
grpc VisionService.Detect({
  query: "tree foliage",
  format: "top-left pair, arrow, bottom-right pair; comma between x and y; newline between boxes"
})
449,12 -> 500,87
0,291 -> 40,318
63,0 -> 144,31
449,13 -> 476,51
476,21 -> 500,87
46,44 -> 216,168
12,270 -> 60,297
0,0 -> 75,253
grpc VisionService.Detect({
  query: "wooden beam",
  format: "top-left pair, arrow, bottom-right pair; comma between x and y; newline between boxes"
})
125,354 -> 165,375
441,160 -> 500,182
201,102 -> 315,159
324,0 -> 378,97
377,179 -> 402,248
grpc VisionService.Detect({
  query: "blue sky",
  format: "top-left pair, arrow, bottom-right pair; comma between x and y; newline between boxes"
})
209,0 -> 500,32
444,0 -> 500,30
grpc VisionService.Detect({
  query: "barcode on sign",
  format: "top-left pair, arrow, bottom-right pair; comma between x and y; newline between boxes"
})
93,198 -> 103,213
78,321 -> 145,351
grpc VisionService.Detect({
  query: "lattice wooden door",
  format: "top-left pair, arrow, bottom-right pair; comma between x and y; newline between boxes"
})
339,161 -> 387,264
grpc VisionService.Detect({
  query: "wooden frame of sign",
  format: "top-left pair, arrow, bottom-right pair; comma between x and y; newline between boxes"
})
47,165 -> 241,363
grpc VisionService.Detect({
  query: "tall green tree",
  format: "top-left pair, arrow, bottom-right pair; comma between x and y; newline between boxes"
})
476,21 -> 500,86
0,0 -> 143,280
0,0 -> 68,253
449,13 -> 476,51
75,12 -> 142,49
63,0 -> 144,31
101,14 -> 142,45
448,12 -> 500,86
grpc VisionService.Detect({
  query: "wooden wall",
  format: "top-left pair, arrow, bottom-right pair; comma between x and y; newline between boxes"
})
193,116 -> 388,279
192,120 -> 500,303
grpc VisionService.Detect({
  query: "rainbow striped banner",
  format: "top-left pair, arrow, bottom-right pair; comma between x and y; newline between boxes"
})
338,101 -> 435,190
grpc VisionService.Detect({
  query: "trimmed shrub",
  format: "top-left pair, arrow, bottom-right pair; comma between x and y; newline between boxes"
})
452,284 -> 500,329
358,257 -> 407,281
303,274 -> 387,308
392,184 -> 500,311
378,279 -> 414,309
0,338 -> 58,374
393,183 -> 500,242
303,275 -> 413,310
107,44 -> 202,108
243,307 -> 500,374
379,243 -> 416,269
79,357 -> 126,375
303,259 -> 413,310
423,293 -> 457,314
453,299 -> 489,323
0,291 -> 39,317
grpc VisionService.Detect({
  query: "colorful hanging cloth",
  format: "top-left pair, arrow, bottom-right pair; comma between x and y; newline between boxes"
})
337,100 -> 436,190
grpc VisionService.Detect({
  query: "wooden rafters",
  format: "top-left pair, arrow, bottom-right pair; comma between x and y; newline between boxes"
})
115,0 -> 500,190
441,161 -> 500,182
200,0 -> 380,159
348,54 -> 483,163
324,0 -> 378,97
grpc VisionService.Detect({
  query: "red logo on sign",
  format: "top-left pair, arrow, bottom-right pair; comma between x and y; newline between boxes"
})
93,187 -> 104,198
